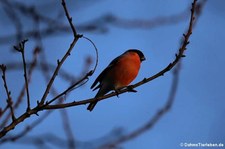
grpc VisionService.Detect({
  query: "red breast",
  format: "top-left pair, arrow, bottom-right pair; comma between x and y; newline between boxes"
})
106,51 -> 141,89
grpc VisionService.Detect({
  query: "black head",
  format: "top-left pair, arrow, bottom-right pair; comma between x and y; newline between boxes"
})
126,49 -> 146,62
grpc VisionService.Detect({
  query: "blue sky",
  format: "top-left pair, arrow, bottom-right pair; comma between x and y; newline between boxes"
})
0,0 -> 225,149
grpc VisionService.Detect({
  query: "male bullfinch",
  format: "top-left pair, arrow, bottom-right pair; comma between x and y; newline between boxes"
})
87,49 -> 145,111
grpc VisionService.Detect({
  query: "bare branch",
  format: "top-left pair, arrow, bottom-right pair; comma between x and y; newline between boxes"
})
45,36 -> 98,105
39,38 -> 77,105
61,0 -> 77,37
83,36 -> 99,75
39,0 -> 82,105
0,0 -> 202,140
43,0 -> 198,110
0,47 -> 40,128
16,46 -> 40,109
0,64 -> 16,121
14,39 -> 31,111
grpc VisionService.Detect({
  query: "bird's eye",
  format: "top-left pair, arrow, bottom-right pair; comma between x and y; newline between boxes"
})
141,56 -> 146,61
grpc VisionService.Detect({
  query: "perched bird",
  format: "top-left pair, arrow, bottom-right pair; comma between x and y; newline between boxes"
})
87,49 -> 146,111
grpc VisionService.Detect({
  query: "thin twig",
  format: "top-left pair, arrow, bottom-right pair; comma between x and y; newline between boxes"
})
17,46 -> 40,109
39,0 -> 81,105
46,74 -> 89,105
39,38 -> 77,105
14,39 -> 31,111
45,36 -> 98,105
0,64 -> 16,121
0,47 -> 40,128
61,0 -> 77,37
83,36 -> 99,74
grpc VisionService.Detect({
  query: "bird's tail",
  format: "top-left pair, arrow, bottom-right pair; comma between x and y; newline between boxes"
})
87,87 -> 108,111
87,101 -> 98,111
87,92 -> 101,111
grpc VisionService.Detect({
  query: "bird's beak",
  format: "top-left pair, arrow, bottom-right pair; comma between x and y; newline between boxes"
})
141,56 -> 146,61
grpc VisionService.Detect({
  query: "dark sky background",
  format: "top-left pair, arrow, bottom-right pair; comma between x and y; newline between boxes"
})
0,0 -> 225,149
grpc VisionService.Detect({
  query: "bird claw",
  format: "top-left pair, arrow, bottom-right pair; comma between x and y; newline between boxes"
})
114,89 -> 120,98
127,86 -> 137,93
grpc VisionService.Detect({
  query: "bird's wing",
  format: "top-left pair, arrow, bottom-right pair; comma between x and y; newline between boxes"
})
90,55 -> 122,90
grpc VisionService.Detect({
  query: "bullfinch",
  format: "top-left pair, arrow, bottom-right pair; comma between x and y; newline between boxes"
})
87,49 -> 146,111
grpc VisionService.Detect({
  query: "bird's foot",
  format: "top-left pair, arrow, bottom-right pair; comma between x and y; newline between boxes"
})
127,86 -> 137,93
114,89 -> 120,98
